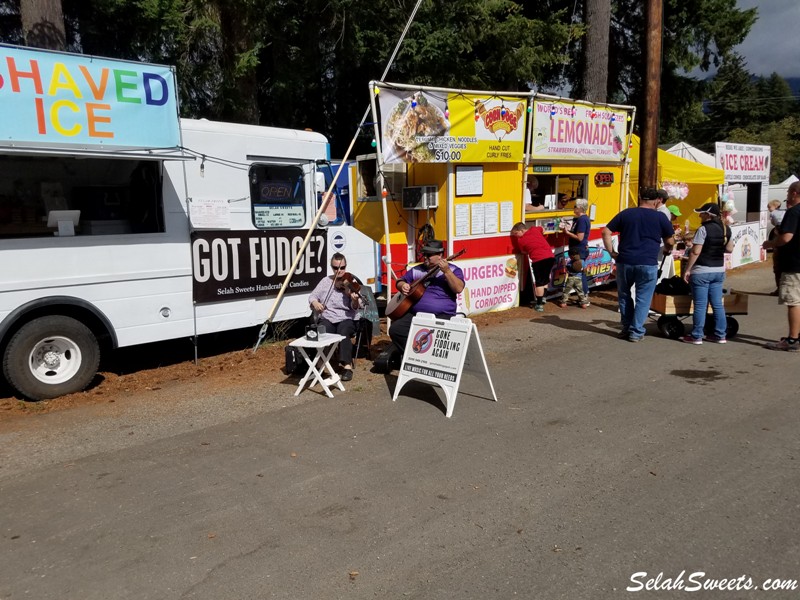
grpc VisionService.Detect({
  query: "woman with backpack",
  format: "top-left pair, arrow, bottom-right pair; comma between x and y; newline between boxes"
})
681,203 -> 735,344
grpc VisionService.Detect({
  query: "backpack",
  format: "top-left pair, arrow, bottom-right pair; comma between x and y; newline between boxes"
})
655,276 -> 691,296
284,346 -> 309,377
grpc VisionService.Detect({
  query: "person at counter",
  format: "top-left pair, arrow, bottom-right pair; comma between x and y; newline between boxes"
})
524,176 -> 546,212
511,222 -> 555,312
560,198 -> 591,295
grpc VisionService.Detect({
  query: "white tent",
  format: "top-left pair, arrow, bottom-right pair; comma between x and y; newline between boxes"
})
767,174 -> 799,200
665,142 -> 716,167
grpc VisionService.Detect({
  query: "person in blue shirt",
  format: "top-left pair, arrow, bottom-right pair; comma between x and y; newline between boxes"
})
602,188 -> 675,342
560,198 -> 592,296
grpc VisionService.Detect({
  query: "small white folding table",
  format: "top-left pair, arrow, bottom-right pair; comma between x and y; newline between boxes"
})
288,333 -> 346,397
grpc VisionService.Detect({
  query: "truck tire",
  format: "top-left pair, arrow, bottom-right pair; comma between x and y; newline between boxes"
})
2,316 -> 100,401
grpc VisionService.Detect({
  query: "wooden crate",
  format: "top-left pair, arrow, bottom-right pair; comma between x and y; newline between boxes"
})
651,293 -> 748,316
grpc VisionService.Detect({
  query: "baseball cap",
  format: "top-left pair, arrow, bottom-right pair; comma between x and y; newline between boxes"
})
694,203 -> 720,217
668,205 -> 682,217
640,187 -> 659,201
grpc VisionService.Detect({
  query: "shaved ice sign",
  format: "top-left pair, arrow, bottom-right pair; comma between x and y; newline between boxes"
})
0,44 -> 180,151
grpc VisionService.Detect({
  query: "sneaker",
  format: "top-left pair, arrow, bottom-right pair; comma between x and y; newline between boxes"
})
681,335 -> 703,345
627,336 -> 642,343
765,338 -> 800,352
533,303 -> 545,312
617,329 -> 630,339
704,335 -> 727,344
341,368 -> 354,382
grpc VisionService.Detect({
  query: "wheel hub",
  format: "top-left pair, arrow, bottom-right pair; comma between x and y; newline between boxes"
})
40,347 -> 62,370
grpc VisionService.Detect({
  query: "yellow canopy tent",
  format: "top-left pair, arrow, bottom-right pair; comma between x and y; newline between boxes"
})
628,135 -> 725,230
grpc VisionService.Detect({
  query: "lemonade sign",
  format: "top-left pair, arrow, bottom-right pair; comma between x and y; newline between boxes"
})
530,99 -> 629,163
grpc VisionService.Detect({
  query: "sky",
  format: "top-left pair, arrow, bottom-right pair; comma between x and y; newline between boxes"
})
734,0 -> 800,78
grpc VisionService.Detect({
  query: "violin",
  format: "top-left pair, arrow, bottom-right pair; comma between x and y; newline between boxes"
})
333,271 -> 368,303
334,272 -> 362,294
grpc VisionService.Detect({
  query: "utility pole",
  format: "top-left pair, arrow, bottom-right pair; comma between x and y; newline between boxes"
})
639,0 -> 662,191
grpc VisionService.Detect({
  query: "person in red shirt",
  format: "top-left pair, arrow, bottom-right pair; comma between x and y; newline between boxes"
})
510,222 -> 555,312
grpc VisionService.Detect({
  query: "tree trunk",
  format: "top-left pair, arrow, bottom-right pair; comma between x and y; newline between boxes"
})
582,0 -> 611,102
20,0 -> 66,50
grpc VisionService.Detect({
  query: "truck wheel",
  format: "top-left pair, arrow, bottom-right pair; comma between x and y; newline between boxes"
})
2,316 -> 100,401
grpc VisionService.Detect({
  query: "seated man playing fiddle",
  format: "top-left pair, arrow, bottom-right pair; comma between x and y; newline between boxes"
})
308,252 -> 362,381
389,239 -> 465,358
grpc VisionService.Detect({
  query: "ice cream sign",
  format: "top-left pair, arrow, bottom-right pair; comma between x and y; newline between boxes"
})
714,142 -> 770,183
0,44 -> 180,150
530,100 -> 629,163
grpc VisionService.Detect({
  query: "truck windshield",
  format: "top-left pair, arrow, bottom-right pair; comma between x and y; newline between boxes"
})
249,164 -> 306,228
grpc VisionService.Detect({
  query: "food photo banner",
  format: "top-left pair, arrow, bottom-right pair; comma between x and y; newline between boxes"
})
0,44 -> 180,150
376,85 -> 528,164
530,100 -> 629,163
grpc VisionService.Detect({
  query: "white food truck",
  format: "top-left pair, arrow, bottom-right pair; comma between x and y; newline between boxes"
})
0,44 -> 377,400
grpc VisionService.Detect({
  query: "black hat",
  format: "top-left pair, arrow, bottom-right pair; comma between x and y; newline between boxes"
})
421,240 -> 445,254
640,187 -> 659,201
694,203 -> 720,217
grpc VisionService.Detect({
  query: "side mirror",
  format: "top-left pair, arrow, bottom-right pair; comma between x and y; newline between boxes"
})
314,171 -> 327,195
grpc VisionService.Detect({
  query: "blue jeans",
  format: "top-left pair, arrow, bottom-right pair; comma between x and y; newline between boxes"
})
579,247 -> 589,294
689,271 -> 726,339
616,263 -> 658,339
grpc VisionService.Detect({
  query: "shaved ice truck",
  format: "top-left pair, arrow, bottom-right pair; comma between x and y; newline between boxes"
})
349,82 -> 635,314
0,44 -> 376,400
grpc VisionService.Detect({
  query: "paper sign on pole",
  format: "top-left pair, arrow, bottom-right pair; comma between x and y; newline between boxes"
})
392,313 -> 497,418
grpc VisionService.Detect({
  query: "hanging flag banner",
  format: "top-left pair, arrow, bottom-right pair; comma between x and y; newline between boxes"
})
376,84 -> 528,164
530,99 -> 629,163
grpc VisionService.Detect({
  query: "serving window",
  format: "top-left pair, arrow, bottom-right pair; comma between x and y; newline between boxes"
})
533,174 -> 588,210
0,155 -> 163,239
249,164 -> 306,228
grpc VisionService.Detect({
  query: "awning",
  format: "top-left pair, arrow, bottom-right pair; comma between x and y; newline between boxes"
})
629,135 -> 724,185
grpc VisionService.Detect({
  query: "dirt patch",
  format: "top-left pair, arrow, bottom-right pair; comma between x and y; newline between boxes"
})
1,297 -> 607,422
1,260 -> 770,421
